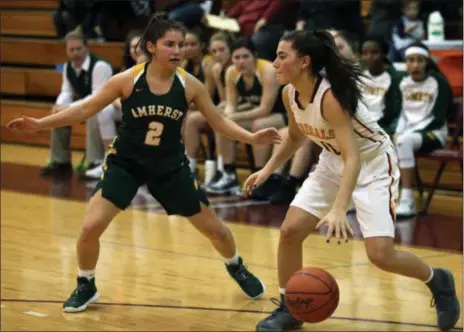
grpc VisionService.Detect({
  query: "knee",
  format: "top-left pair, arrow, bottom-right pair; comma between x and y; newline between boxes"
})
250,119 -> 266,133
280,222 -> 304,245
186,112 -> 205,130
366,244 -> 394,269
207,223 -> 231,242
80,219 -> 104,242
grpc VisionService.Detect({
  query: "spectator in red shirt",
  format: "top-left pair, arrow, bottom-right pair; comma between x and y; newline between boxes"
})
227,0 -> 294,60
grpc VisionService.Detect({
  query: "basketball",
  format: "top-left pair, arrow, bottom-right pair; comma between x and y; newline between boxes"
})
285,267 -> 339,323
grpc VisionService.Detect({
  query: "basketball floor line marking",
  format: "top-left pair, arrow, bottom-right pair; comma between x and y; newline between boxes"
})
1,298 -> 461,330
3,224 -> 456,274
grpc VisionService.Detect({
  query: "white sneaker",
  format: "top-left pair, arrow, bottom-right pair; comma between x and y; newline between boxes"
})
85,164 -> 104,180
396,197 -> 417,217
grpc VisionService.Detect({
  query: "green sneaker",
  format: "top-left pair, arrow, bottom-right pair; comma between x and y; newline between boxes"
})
63,277 -> 100,313
226,257 -> 265,299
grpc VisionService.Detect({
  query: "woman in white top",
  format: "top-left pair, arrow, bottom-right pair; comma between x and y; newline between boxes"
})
244,30 -> 459,332
394,42 -> 453,217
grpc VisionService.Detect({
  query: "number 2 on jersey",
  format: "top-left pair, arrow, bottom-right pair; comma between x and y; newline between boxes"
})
145,121 -> 164,146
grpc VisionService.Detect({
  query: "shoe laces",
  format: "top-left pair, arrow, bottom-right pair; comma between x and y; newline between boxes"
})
232,264 -> 253,284
269,297 -> 287,316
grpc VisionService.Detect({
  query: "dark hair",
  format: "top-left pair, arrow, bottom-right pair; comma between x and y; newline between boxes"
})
121,29 -> 142,71
406,42 -> 442,73
361,35 -> 390,63
231,37 -> 256,56
138,12 -> 186,57
281,30 -> 364,115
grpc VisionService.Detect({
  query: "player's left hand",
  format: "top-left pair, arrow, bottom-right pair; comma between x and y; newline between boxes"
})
315,208 -> 354,243
6,116 -> 42,133
251,128 -> 282,145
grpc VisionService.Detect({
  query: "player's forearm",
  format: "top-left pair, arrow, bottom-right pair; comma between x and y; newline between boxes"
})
38,104 -> 89,130
263,134 -> 304,174
213,117 -> 254,145
332,155 -> 361,211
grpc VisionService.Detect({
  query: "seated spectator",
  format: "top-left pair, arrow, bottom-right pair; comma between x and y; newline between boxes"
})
296,0 -> 364,38
53,0 -> 105,41
394,43 -> 453,217
166,0 -> 213,29
226,0 -> 292,61
184,32 -> 234,183
360,35 -> 402,136
40,31 -> 112,178
206,38 -> 287,195
181,28 -> 215,96
390,0 -> 425,61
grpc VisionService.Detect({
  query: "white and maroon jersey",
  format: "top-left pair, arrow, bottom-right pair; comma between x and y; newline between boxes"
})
288,77 -> 390,160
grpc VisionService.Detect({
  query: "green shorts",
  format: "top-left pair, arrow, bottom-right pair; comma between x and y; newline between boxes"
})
92,154 -> 209,216
417,131 -> 444,153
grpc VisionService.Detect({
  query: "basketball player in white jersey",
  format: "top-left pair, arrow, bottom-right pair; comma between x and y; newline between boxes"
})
243,30 -> 460,332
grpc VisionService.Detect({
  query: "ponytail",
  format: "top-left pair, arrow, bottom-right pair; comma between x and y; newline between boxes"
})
281,30 -> 364,115
314,30 -> 364,115
137,12 -> 186,57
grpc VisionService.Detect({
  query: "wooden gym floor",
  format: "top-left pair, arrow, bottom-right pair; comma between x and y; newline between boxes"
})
1,143 -> 463,331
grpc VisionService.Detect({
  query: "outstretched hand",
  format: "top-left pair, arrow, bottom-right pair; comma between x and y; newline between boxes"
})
315,208 -> 354,243
6,116 -> 42,133
252,128 -> 282,145
242,169 -> 272,197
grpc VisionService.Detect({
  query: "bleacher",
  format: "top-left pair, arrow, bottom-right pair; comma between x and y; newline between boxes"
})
0,0 -> 461,191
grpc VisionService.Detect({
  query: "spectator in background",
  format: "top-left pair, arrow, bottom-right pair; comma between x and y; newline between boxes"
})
226,0 -> 293,61
40,31 -> 112,178
296,0 -> 364,38
391,0 -> 425,61
165,0 -> 213,29
394,43 -> 453,217
120,30 -> 143,72
367,0 -> 402,40
360,35 -> 402,136
53,0 -> 105,41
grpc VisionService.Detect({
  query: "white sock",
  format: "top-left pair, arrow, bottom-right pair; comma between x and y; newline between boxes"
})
425,266 -> 434,283
401,188 -> 413,200
187,157 -> 197,173
78,268 -> 95,281
217,155 -> 224,171
279,287 -> 286,295
224,252 -> 240,266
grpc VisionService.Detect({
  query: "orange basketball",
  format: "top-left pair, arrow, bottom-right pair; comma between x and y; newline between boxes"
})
285,267 -> 339,323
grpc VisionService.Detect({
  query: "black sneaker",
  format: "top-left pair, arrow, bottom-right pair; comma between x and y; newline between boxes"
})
40,162 -> 73,177
256,294 -> 303,331
250,174 -> 283,201
226,257 -> 265,299
269,179 -> 297,205
63,277 -> 100,313
426,268 -> 460,331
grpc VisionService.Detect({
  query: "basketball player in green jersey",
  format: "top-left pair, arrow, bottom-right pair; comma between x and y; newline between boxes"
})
7,13 -> 282,313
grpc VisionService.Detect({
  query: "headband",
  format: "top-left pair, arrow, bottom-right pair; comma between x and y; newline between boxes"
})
405,46 -> 429,58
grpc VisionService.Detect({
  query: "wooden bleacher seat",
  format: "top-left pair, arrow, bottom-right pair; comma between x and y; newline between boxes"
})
0,10 -> 55,37
1,37 -> 123,69
1,67 -> 61,97
0,0 -> 57,10
1,100 -> 86,149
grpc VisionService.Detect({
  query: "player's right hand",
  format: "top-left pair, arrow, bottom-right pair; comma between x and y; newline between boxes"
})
6,116 -> 42,133
242,169 -> 271,197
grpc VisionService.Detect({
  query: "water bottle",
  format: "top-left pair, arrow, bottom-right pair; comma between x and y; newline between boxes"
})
427,11 -> 445,42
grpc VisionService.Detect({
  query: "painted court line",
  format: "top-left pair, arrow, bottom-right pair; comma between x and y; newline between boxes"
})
24,310 -> 48,317
2,298 -> 462,330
